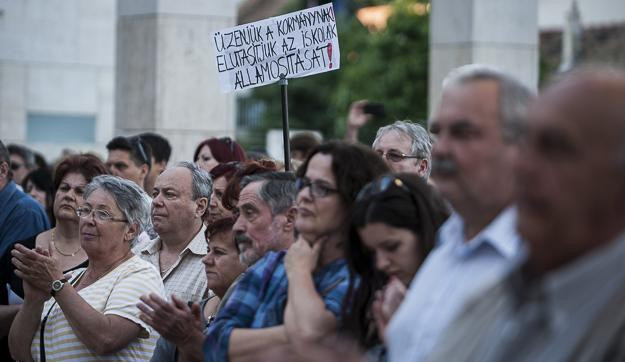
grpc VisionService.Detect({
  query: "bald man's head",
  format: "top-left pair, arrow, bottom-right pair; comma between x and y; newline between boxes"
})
515,67 -> 625,273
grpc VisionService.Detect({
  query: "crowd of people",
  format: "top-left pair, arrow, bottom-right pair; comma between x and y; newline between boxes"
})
0,63 -> 624,361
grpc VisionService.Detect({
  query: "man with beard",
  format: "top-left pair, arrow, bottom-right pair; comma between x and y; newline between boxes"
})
231,172 -> 297,266
385,65 -> 534,362
427,67 -> 625,362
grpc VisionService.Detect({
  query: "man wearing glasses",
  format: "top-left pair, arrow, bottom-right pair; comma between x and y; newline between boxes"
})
105,136 -> 152,192
371,121 -> 432,178
0,140 -> 49,257
345,102 -> 432,178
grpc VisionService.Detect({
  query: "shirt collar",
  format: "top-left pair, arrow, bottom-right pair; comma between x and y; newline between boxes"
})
187,224 -> 208,256
438,206 -> 523,259
140,224 -> 207,256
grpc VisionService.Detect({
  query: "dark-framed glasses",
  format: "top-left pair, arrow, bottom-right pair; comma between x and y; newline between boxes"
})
356,175 -> 410,202
10,162 -> 23,171
376,150 -> 420,163
76,206 -> 127,223
295,177 -> 338,199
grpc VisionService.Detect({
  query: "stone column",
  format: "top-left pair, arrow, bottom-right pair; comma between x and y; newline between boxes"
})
428,0 -> 538,116
116,0 -> 238,162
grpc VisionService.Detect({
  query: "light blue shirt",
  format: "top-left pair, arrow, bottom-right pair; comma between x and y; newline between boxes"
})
386,206 -> 525,362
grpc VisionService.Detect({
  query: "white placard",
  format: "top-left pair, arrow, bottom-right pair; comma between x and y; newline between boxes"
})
211,3 -> 340,92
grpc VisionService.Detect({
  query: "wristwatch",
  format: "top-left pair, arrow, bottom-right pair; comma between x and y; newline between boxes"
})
50,278 -> 68,296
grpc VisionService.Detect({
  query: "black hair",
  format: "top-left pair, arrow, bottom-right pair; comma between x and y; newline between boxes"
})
341,173 -> 449,348
138,132 -> 171,164
22,167 -> 55,225
106,136 -> 152,169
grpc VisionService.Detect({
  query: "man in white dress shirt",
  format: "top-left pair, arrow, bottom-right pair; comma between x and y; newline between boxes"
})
386,64 -> 534,362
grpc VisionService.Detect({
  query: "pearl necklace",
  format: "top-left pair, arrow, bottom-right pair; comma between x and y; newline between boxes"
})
52,229 -> 83,257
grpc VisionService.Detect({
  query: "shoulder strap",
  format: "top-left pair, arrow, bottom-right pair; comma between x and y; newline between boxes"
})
39,269 -> 86,361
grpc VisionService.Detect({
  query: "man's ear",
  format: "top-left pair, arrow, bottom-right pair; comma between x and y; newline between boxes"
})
140,164 -> 150,179
417,158 -> 429,178
195,197 -> 209,219
283,206 -> 298,232
124,222 -> 139,243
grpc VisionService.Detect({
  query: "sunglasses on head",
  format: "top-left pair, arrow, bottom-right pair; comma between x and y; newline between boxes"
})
133,137 -> 149,165
356,175 -> 410,202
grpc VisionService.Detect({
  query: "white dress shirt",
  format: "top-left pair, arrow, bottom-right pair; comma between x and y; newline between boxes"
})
386,206 -> 525,362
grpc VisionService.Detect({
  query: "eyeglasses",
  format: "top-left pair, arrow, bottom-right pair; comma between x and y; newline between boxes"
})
76,206 -> 127,223
356,175 -> 410,202
295,177 -> 338,199
376,150 -> 421,163
10,162 -> 23,171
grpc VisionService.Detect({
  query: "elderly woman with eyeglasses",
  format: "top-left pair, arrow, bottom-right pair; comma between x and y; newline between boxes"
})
9,175 -> 166,361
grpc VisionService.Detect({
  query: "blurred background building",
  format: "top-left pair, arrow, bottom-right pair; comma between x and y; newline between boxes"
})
0,0 -> 623,162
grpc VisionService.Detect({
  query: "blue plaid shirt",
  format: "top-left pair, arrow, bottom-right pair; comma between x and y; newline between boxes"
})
203,250 -> 352,362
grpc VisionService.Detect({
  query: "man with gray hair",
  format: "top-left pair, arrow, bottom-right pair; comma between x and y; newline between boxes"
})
428,67 -> 625,362
385,64 -> 534,362
233,171 -> 297,266
135,161 -> 211,302
372,121 -> 432,177
346,101 -> 432,178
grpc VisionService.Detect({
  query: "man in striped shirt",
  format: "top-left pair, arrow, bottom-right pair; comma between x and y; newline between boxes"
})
135,162 -> 212,302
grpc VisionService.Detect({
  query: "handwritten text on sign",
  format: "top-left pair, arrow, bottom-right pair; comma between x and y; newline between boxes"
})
211,3 -> 340,92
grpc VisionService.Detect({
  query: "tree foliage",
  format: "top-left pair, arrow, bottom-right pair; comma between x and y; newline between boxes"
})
238,0 -> 429,150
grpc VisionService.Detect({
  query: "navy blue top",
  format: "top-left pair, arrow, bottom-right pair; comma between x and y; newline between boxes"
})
0,180 -> 50,256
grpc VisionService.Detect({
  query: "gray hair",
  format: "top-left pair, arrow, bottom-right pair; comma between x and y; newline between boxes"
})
372,120 -> 433,175
175,161 -> 213,200
240,172 -> 296,215
84,175 -> 151,241
442,64 -> 535,143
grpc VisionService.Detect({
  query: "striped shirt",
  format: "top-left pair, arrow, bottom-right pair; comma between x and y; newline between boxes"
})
135,225 -> 208,302
31,256 -> 166,361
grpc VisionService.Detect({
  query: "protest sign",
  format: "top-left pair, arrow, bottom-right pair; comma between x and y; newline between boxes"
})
211,3 -> 340,92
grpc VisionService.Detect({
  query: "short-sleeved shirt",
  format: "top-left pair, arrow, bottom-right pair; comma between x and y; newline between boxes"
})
204,250 -> 352,362
134,225 -> 208,302
31,255 -> 166,361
